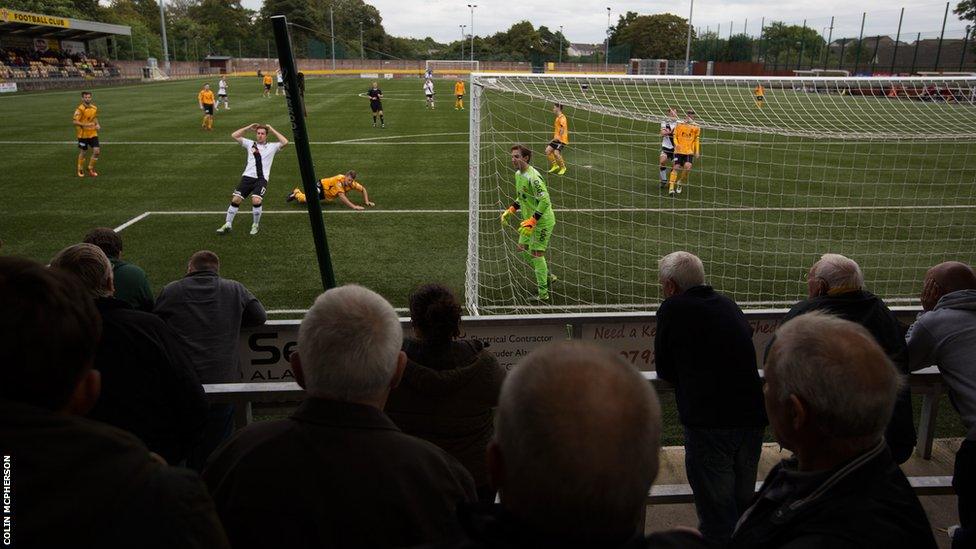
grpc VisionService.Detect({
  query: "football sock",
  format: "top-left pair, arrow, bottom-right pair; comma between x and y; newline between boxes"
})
380,115 -> 384,124
202,115 -> 207,127
226,204 -> 239,225
557,156 -> 566,169
372,115 -> 377,124
659,166 -> 667,182
252,204 -> 262,226
88,156 -> 98,169
530,255 -> 549,296
77,157 -> 85,172
546,152 -> 555,166
294,189 -> 307,204
668,170 -> 678,192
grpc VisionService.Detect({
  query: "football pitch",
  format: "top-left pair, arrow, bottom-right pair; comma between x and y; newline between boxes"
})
3,76 -> 976,315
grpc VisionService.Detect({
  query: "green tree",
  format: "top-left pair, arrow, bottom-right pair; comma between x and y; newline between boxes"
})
4,0 -> 82,17
614,13 -> 691,59
609,11 -> 638,44
760,22 -> 824,66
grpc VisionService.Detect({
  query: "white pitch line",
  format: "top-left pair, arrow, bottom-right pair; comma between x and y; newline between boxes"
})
114,211 -> 151,232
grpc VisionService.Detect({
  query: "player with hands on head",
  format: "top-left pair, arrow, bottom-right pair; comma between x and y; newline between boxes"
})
217,123 -> 288,235
500,144 -> 557,302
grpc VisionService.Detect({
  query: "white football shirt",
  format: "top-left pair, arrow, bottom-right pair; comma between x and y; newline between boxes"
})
218,80 -> 227,94
240,138 -> 282,181
661,119 -> 677,150
424,81 -> 434,95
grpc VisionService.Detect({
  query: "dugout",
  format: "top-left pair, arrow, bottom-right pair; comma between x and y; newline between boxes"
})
0,7 -> 131,90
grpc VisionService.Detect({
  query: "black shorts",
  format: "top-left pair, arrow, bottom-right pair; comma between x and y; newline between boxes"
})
426,93 -> 434,98
547,140 -> 565,152
234,176 -> 268,199
456,94 -> 463,99
674,154 -> 694,166
661,148 -> 674,160
756,95 -> 765,102
203,104 -> 214,115
77,136 -> 100,150
218,92 -> 227,98
264,83 -> 271,90
370,101 -> 383,113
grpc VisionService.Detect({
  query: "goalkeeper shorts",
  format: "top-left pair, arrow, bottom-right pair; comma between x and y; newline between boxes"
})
518,221 -> 554,252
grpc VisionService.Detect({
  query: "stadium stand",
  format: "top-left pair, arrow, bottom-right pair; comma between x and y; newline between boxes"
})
0,47 -> 119,79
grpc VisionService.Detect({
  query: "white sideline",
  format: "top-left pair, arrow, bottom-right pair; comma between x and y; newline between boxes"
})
114,204 -> 976,233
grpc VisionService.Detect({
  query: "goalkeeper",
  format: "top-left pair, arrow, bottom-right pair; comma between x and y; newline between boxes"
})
500,145 -> 557,301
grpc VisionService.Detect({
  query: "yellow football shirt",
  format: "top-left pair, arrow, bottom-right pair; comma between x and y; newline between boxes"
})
673,122 -> 701,155
454,81 -> 465,95
320,174 -> 363,200
73,103 -> 98,139
263,75 -> 273,85
553,113 -> 569,144
754,85 -> 765,97
198,89 -> 215,105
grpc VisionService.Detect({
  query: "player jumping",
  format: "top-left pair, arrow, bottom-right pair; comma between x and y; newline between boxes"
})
72,91 -> 100,178
501,144 -> 557,302
217,77 -> 229,110
668,109 -> 701,197
198,84 -> 215,131
286,171 -> 375,210
659,107 -> 679,189
546,103 -> 569,175
424,79 -> 435,109
217,123 -> 289,235
454,78 -> 465,110
367,81 -> 385,128
754,84 -> 765,108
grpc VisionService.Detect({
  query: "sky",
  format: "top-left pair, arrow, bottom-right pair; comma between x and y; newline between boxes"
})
240,0 -> 974,44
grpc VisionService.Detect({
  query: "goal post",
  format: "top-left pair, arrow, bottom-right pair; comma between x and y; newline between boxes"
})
464,73 -> 976,315
425,59 -> 480,76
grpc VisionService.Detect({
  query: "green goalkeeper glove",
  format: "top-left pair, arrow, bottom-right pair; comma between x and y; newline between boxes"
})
518,217 -> 537,237
500,206 -> 516,227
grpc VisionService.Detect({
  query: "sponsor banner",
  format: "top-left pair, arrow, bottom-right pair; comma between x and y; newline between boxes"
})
383,73 -> 394,79
0,82 -> 17,93
0,8 -> 70,28
33,38 -> 60,53
61,40 -> 85,54
359,73 -> 379,79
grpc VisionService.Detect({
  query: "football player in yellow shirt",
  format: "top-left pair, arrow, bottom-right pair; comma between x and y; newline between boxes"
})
454,79 -> 465,110
667,110 -> 701,197
285,171 -> 375,210
198,84 -> 216,131
546,103 -> 569,175
754,84 -> 765,108
263,73 -> 273,97
72,91 -> 100,178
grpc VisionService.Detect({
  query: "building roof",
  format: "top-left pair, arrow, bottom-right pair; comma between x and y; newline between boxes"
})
0,7 -> 131,40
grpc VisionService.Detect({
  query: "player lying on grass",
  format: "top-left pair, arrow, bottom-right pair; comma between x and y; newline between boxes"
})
286,171 -> 375,210
501,144 -> 557,302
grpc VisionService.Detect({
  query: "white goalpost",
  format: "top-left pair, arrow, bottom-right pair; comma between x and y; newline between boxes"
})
425,59 -> 480,75
465,73 -> 976,315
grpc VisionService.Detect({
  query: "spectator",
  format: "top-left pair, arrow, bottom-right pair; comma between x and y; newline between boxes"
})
204,285 -> 477,549
386,284 -> 506,502
83,227 -> 154,311
907,261 -> 976,548
0,256 -> 229,549
654,251 -> 767,545
50,243 -> 207,465
732,312 -> 936,548
155,250 -> 266,470
775,253 -> 916,463
428,341 -> 708,548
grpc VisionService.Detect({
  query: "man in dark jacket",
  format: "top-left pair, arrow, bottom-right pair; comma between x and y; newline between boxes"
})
0,256 -> 229,549
422,341 -> 709,549
777,253 -> 915,463
654,251 -> 767,545
84,226 -> 154,311
50,243 -> 207,464
731,312 -> 936,549
204,285 -> 476,549
907,261 -> 976,548
155,250 -> 266,470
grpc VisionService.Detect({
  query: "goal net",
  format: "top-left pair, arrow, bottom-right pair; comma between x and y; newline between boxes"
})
425,59 -> 480,76
465,74 -> 976,315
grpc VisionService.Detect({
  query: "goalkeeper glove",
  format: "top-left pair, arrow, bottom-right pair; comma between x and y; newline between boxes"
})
500,206 -> 517,227
518,217 -> 537,237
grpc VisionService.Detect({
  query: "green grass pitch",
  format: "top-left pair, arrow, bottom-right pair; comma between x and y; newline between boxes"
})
2,76 -> 975,314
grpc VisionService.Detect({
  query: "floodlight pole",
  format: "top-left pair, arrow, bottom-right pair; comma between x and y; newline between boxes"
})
605,7 -> 611,69
468,4 -> 477,62
158,0 -> 170,71
684,0 -> 694,74
360,22 -> 364,60
460,24 -> 466,60
271,15 -> 337,291
330,7 -> 336,70
559,25 -> 563,64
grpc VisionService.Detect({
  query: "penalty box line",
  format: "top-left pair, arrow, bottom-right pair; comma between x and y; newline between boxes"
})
115,204 -> 976,233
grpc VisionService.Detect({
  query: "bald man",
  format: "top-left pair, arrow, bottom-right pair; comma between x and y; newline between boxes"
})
439,341 -> 709,548
907,261 -> 976,548
776,253 -> 915,464
732,313 -> 936,549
